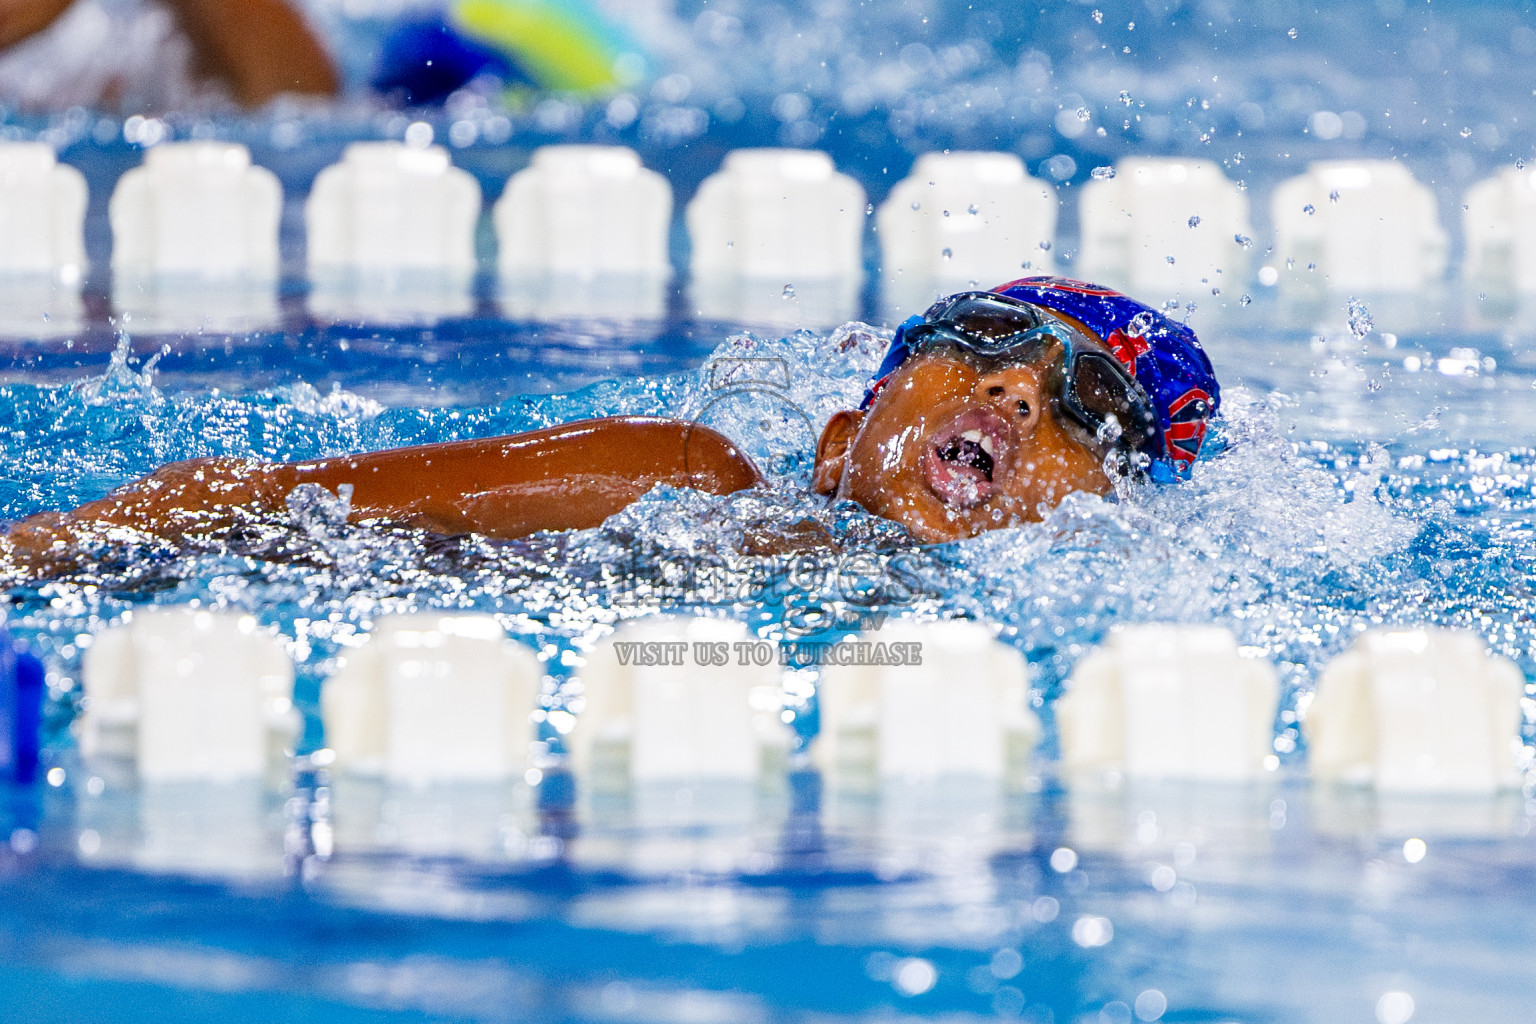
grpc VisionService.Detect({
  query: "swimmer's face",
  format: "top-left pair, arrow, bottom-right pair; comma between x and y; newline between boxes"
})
812,343 -> 1113,543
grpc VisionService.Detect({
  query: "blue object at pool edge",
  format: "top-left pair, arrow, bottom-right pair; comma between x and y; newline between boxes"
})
0,629 -> 43,784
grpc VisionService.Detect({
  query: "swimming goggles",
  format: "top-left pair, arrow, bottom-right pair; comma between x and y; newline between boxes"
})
902,291 -> 1161,458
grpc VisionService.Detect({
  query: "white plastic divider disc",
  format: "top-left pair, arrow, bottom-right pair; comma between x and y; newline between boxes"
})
1270,160 -> 1448,292
1057,624 -> 1279,782
80,609 -> 296,783
108,142 -> 281,278
0,141 -> 87,277
572,616 -> 787,785
323,614 -> 542,784
815,619 -> 1039,783
495,145 -> 673,277
686,148 -> 867,279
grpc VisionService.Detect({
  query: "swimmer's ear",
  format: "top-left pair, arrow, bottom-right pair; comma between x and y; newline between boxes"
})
813,410 -> 863,495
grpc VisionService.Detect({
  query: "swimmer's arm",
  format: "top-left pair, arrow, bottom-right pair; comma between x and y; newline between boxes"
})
0,0 -> 74,49
163,0 -> 338,106
0,0 -> 337,106
275,417 -> 764,536
3,417 -> 763,571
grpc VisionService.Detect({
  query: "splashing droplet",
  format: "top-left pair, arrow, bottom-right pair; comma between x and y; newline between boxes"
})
782,283 -> 796,299
1347,297 -> 1374,340
1038,240 -> 1052,252
1166,255 -> 1176,264
1459,126 -> 1472,138
1188,215 -> 1201,228
865,202 -> 873,215
910,200 -> 921,211
1287,27 -> 1297,38
1303,203 -> 1316,215
1091,8 -> 1103,23
1126,311 -> 1155,336
1518,158 -> 1527,170
967,203 -> 979,215
1091,165 -> 1116,180
1329,189 -> 1340,204
1234,233 -> 1252,248
1076,107 -> 1091,121
941,247 -> 953,261
1240,294 -> 1253,306
1118,90 -> 1132,106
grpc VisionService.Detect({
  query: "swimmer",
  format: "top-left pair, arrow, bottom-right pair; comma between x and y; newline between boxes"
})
1,278 -> 1219,573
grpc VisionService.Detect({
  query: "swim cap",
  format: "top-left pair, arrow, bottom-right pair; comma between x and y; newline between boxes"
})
863,276 -> 1220,481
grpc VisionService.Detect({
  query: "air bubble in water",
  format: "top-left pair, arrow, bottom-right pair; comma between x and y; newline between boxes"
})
782,283 -> 796,299
1188,215 -> 1201,228
1234,234 -> 1252,248
1347,297 -> 1374,339
1091,165 -> 1116,180
1329,189 -> 1340,204
1303,203 -> 1316,215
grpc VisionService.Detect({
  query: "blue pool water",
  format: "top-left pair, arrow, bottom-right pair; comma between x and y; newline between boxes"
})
3,0 -> 1536,1020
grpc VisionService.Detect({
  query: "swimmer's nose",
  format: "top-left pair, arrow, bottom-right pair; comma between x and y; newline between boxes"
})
975,367 -> 1045,428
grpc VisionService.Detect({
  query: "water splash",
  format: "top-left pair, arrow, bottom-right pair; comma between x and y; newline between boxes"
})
2,323 -> 1534,762
1347,296 -> 1374,340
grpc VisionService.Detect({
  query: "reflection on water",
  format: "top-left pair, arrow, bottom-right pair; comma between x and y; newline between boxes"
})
2,766 -> 1532,1022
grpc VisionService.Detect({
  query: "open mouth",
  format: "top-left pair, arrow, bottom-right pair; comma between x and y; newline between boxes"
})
920,408 -> 1013,509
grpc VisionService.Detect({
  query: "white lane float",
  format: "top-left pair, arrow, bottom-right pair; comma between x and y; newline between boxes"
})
1305,627 -> 1526,793
1077,157 -> 1252,298
494,144 -> 672,321
1463,166 -> 1536,292
1057,625 -> 1279,782
814,619 -> 1040,787
0,141 -> 87,279
687,148 -> 865,327
80,608 -> 298,783
877,151 -> 1056,315
567,616 -> 789,789
496,144 -> 672,278
306,141 -> 481,323
110,141 -> 281,278
323,614 -> 543,785
1270,160 -> 1448,293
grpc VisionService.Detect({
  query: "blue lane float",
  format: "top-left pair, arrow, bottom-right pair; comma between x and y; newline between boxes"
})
0,629 -> 43,784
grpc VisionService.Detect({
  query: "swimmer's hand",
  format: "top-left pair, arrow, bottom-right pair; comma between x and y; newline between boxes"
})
0,457 -> 269,578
